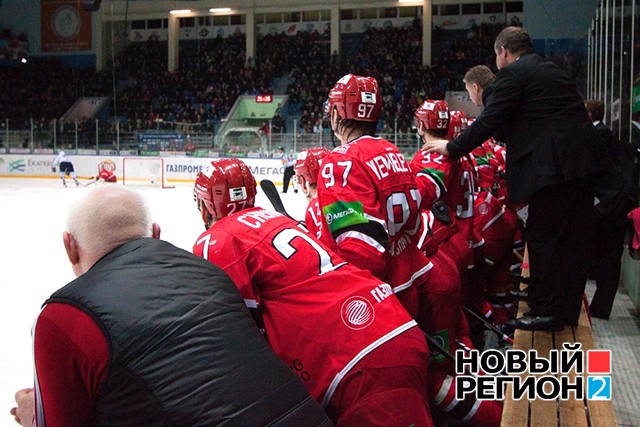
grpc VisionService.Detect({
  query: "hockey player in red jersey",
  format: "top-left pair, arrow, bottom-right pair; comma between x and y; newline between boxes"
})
449,110 -> 485,275
470,139 -> 498,193
472,189 -> 518,325
97,160 -> 117,183
294,147 -> 329,240
410,102 -> 477,278
412,102 -> 502,426
192,158 -> 434,427
318,76 -> 498,425
469,141 -> 519,325
316,74 -> 432,317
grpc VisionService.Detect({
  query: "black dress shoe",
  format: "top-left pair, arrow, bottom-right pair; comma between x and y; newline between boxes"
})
564,318 -> 579,326
510,290 -> 529,300
514,314 -> 563,331
589,306 -> 610,320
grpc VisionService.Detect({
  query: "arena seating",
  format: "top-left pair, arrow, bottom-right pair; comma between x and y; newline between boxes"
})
1,24 -> 511,139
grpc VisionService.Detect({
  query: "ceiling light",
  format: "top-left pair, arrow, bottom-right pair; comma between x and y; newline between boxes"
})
170,9 -> 191,15
209,8 -> 231,13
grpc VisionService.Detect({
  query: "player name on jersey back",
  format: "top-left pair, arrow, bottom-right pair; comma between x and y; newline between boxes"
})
366,152 -> 411,181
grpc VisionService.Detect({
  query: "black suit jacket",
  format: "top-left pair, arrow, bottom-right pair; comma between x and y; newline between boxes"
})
447,53 -> 606,202
594,121 -> 618,166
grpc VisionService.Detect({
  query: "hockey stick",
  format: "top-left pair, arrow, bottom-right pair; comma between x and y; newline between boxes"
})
260,179 -> 294,220
462,306 -> 514,345
81,178 -> 99,187
512,248 -> 524,262
422,330 -> 457,364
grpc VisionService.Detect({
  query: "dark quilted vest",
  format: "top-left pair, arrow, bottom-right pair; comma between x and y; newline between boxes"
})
47,238 -> 331,427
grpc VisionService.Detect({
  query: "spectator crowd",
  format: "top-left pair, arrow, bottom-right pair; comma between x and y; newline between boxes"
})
0,21 -> 519,139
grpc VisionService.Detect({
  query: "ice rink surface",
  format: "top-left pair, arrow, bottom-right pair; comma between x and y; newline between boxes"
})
0,177 -> 307,426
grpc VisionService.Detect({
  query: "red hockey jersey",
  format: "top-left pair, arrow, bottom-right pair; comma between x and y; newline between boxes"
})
316,136 -> 432,299
410,150 -> 476,270
98,169 -> 117,183
304,196 -> 324,240
193,207 -> 420,407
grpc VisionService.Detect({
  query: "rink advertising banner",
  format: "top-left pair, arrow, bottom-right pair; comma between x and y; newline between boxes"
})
41,0 -> 92,52
0,155 -> 285,184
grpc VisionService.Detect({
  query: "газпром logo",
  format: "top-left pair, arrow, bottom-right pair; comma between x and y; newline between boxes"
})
340,296 -> 375,330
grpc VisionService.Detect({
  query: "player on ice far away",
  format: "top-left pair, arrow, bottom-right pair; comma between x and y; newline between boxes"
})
51,151 -> 79,187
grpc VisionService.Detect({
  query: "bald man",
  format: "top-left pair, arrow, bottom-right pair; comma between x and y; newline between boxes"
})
10,186 -> 329,427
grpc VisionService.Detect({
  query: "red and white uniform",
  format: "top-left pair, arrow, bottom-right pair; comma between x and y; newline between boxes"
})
414,212 -> 502,426
193,207 -> 432,425
483,141 -> 526,273
304,196 -> 324,240
470,141 -> 499,192
410,150 -> 476,272
492,143 -> 508,199
473,191 -> 518,324
98,168 -> 117,183
316,136 -> 433,316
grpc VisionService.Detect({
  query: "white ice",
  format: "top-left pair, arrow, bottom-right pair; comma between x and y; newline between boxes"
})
0,178 -> 308,426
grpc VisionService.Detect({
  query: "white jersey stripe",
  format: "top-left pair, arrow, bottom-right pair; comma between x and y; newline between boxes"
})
335,230 -> 386,253
481,205 -> 506,232
320,320 -> 417,408
392,261 -> 433,294
434,374 -> 455,405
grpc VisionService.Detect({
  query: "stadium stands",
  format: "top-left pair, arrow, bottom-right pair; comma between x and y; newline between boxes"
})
1,21 -> 512,156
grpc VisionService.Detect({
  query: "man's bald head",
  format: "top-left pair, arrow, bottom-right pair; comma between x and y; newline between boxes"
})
64,186 -> 155,275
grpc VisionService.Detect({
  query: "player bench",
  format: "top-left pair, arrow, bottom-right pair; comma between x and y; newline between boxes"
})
500,256 -> 618,427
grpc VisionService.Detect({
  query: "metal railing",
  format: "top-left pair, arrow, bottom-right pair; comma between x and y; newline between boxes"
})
0,117 -> 420,158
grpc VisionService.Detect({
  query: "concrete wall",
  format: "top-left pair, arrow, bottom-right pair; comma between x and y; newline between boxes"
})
523,0 -> 600,39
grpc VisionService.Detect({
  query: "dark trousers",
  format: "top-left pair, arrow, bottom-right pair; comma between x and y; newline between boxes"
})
283,165 -> 295,193
589,220 -> 626,318
526,180 -> 594,324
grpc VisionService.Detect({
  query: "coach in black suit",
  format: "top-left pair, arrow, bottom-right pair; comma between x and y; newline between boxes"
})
584,100 -> 634,320
424,26 -> 606,330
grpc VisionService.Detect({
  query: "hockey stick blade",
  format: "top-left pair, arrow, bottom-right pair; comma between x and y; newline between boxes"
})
260,179 -> 293,219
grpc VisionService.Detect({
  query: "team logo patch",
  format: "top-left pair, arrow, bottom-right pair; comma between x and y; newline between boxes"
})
341,296 -> 375,330
325,212 -> 333,225
322,201 -> 366,232
477,203 -> 489,215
